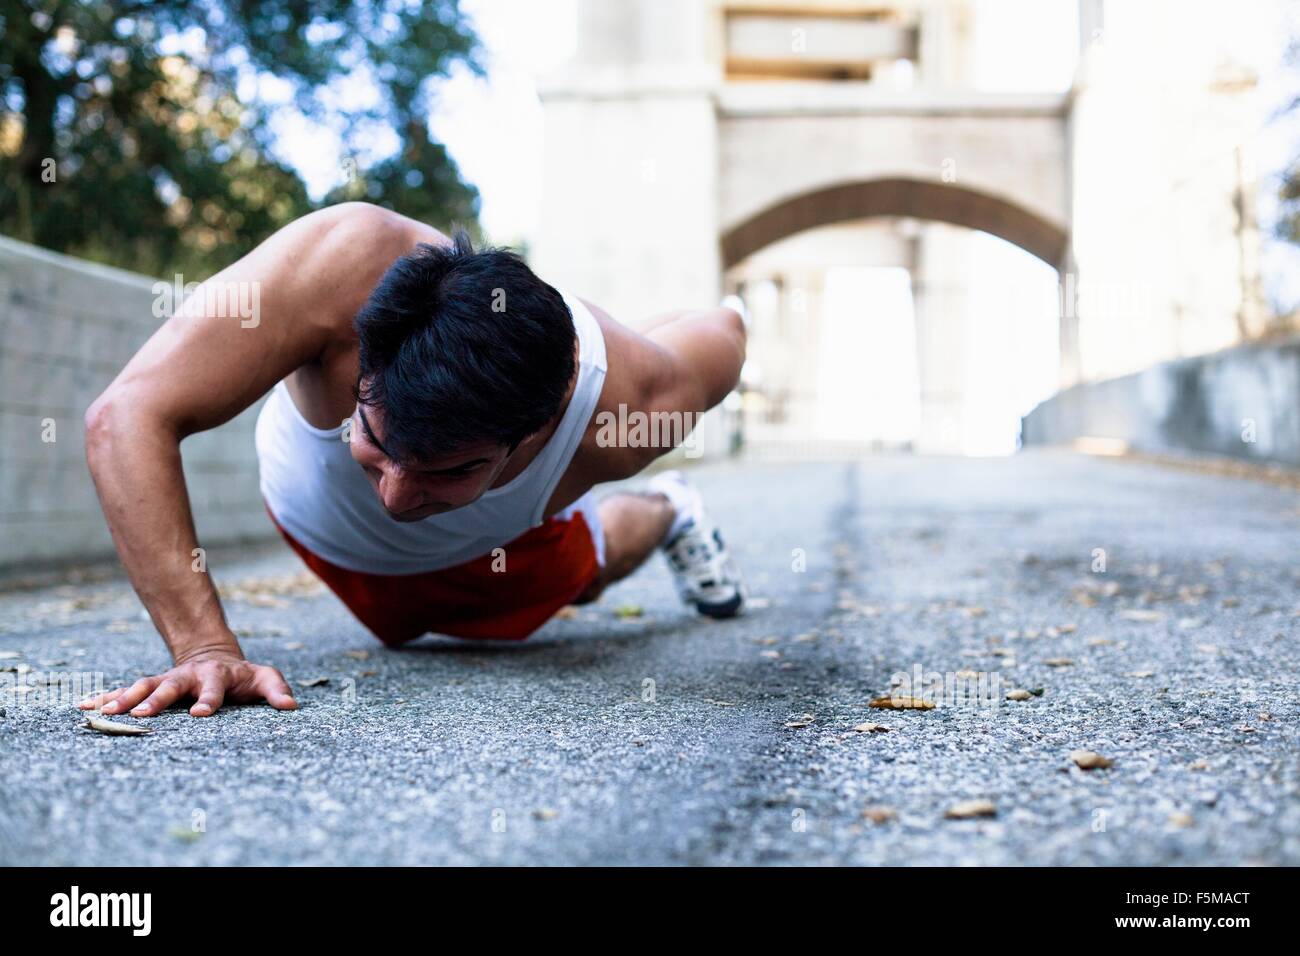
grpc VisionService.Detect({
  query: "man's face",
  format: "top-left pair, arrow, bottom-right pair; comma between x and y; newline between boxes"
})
348,403 -> 513,522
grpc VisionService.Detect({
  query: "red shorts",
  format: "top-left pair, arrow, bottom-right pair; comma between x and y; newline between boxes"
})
266,507 -> 602,646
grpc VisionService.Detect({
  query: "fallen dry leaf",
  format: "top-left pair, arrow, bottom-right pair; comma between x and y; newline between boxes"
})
1168,812 -> 1194,828
1120,609 -> 1165,622
297,677 -> 330,688
1070,750 -> 1114,770
344,650 -> 370,660
533,808 -> 559,821
84,715 -> 152,736
1188,759 -> 1210,771
862,806 -> 898,824
945,799 -> 996,819
1125,670 -> 1155,678
869,695 -> 935,710
784,714 -> 815,729
1042,658 -> 1074,667
1005,689 -> 1032,701
852,722 -> 890,733
1086,637 -> 1114,647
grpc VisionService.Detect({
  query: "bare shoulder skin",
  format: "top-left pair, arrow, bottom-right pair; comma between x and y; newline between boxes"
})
547,300 -> 745,512
82,202 -> 743,717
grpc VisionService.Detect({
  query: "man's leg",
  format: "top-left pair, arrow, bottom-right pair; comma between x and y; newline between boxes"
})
571,472 -> 745,619
573,491 -> 673,603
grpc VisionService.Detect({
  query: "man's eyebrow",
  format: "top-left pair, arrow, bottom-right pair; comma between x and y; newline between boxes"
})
430,458 -> 492,473
355,404 -> 396,460
356,406 -> 491,473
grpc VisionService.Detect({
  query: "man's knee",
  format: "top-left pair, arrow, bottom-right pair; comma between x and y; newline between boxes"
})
571,574 -> 607,605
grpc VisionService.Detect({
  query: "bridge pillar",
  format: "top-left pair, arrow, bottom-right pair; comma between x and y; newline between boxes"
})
911,225 -> 970,454
533,0 -> 722,321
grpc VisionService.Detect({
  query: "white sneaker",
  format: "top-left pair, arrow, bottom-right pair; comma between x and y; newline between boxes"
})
647,471 -> 746,619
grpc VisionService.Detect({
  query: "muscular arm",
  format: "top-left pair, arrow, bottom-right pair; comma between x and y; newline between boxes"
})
82,203 -> 424,715
580,300 -> 747,481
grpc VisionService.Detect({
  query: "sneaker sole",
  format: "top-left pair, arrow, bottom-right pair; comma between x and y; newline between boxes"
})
694,593 -> 744,619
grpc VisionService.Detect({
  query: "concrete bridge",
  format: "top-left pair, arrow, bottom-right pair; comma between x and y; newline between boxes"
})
533,0 -> 1271,425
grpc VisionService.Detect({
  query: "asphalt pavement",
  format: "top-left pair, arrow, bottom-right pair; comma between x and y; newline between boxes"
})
2,451 -> 1297,865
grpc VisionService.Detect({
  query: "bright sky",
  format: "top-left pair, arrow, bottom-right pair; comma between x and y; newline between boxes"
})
278,0 -> 576,243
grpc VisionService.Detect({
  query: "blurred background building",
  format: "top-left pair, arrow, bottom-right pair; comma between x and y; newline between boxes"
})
530,0 -> 1284,456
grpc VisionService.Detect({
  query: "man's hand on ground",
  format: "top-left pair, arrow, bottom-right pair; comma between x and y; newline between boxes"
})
78,650 -> 298,718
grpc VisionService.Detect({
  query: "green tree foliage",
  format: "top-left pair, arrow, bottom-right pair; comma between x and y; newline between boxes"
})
1278,38 -> 1300,247
0,0 -> 482,276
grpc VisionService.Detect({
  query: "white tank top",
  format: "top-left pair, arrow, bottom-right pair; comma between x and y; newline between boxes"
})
255,288 -> 608,574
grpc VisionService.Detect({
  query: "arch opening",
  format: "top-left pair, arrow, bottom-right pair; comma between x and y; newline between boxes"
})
720,177 -> 1069,271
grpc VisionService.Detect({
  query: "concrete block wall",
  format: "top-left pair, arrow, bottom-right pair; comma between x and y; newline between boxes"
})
1022,336 -> 1300,467
0,236 -> 271,572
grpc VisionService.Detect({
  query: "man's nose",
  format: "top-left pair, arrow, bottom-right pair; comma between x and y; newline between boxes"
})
378,469 -> 426,513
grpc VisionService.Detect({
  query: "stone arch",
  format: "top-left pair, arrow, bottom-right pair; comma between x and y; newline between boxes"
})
720,177 -> 1069,270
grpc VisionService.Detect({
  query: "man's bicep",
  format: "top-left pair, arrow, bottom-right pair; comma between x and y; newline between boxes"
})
103,206 -> 401,433
106,260 -> 334,435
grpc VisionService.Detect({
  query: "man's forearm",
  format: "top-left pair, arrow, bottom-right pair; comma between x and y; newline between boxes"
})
85,395 -> 242,663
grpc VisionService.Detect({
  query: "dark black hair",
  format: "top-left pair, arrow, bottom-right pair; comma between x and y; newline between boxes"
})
353,227 -> 577,463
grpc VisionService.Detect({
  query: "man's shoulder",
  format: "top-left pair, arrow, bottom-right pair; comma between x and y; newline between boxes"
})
572,314 -> 671,483
266,204 -> 445,338
304,203 -> 438,276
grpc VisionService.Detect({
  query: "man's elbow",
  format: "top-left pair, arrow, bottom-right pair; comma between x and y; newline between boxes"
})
713,307 -> 747,398
85,388 -> 157,467
719,305 -> 747,354
84,390 -> 120,469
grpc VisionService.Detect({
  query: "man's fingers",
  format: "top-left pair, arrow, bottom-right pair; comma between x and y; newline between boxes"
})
101,677 -> 160,715
190,678 -> 226,717
255,668 -> 299,710
129,677 -> 188,716
78,687 -> 127,710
